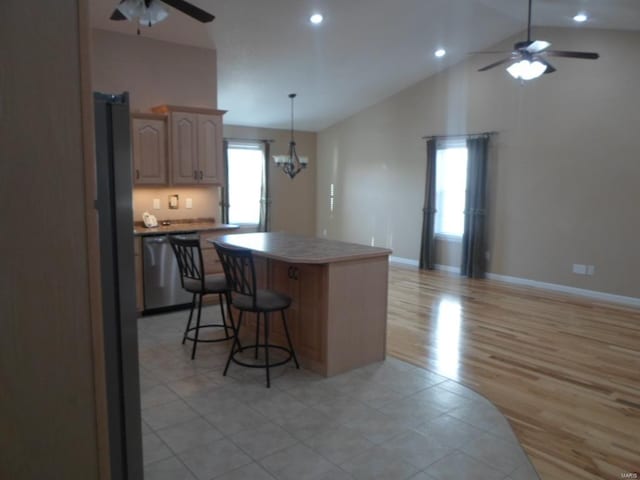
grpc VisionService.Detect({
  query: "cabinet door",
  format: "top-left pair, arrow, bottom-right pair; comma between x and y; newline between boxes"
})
269,261 -> 297,346
268,261 -> 325,364
170,112 -> 199,184
200,233 -> 223,275
132,117 -> 167,185
293,264 -> 325,364
197,113 -> 224,185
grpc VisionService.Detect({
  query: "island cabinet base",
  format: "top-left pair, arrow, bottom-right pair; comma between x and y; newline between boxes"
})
324,257 -> 388,376
260,256 -> 388,377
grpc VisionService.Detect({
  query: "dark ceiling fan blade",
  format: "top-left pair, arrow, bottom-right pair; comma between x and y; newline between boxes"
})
110,8 -> 127,20
545,50 -> 599,60
470,51 -> 511,55
536,57 -> 556,74
478,57 -> 514,72
160,0 -> 215,22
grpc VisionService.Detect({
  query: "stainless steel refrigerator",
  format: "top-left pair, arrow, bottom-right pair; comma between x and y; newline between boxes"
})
94,92 -> 143,479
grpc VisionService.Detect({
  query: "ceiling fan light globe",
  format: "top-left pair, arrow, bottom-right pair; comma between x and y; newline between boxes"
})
117,0 -> 144,20
138,2 -> 169,25
506,59 -> 546,80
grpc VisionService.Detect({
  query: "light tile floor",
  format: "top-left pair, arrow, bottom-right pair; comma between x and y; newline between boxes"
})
139,307 -> 540,480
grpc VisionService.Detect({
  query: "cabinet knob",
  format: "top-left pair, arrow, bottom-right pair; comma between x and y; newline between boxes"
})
194,170 -> 198,180
135,169 -> 140,180
199,170 -> 204,180
288,266 -> 299,280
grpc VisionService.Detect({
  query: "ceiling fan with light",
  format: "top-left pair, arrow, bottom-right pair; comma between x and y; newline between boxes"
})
477,0 -> 599,81
110,0 -> 214,27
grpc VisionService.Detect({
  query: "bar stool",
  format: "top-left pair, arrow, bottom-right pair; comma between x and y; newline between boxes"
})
169,235 -> 234,359
213,241 -> 299,388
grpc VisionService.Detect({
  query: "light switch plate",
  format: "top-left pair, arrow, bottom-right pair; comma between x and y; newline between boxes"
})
572,264 -> 586,275
185,198 -> 193,209
152,198 -> 161,210
169,194 -> 179,209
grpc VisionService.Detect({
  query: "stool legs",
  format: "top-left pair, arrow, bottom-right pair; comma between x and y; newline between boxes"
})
183,293 -> 197,344
224,311 -> 243,377
255,314 -> 260,359
191,294 -> 204,360
218,293 -> 231,339
223,308 -> 298,388
264,313 -> 270,388
281,310 -> 299,369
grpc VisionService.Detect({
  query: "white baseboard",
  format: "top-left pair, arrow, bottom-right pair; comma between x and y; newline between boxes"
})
486,273 -> 640,308
389,256 -> 419,267
388,257 -> 459,273
435,264 -> 460,274
388,257 -> 640,308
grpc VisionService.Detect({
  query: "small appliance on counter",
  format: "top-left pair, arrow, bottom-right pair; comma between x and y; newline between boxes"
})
142,211 -> 158,228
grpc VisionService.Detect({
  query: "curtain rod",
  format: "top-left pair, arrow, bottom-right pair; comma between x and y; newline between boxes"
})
224,137 -> 275,143
422,131 -> 498,140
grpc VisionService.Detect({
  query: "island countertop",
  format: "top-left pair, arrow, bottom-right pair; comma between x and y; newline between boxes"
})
210,232 -> 392,264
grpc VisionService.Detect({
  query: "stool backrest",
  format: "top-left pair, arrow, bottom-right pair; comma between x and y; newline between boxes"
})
213,242 -> 257,308
169,235 -> 204,290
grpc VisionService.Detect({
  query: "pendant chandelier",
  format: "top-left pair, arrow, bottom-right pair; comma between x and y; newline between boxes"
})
273,93 -> 308,179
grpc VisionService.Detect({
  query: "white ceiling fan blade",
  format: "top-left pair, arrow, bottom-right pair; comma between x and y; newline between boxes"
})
526,40 -> 551,53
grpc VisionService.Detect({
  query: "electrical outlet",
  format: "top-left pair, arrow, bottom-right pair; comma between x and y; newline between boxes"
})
572,264 -> 587,275
152,198 -> 161,210
586,265 -> 595,276
185,198 -> 193,209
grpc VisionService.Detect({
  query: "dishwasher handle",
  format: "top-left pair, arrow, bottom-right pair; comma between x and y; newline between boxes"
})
144,236 -> 168,244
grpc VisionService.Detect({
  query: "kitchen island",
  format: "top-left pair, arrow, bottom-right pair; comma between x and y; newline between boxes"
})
209,232 -> 392,377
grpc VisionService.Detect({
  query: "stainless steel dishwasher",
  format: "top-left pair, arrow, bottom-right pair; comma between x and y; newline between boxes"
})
142,234 -> 195,310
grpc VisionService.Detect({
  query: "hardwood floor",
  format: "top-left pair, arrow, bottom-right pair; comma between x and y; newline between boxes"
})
386,265 -> 640,480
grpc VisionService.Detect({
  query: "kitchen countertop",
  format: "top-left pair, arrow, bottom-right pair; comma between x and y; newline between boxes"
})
210,232 -> 392,264
133,221 -> 239,236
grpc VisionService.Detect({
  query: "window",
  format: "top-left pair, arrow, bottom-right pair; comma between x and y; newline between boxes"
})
434,142 -> 468,238
227,142 -> 264,225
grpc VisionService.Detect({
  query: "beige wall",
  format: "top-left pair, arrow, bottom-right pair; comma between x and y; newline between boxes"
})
317,28 -> 640,298
92,29 -> 221,222
92,29 -> 218,112
0,1 -> 102,478
225,125 -> 317,235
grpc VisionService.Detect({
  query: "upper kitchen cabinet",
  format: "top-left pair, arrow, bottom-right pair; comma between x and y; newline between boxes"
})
131,113 -> 168,185
152,105 -> 226,186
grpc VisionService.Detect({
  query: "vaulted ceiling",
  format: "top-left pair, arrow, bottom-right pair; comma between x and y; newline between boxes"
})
91,0 -> 640,131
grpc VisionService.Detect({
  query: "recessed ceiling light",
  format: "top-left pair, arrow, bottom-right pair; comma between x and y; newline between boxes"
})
573,13 -> 588,23
310,13 -> 323,24
434,49 -> 446,58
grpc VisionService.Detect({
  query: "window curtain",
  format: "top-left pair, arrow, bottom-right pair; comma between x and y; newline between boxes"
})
220,140 -> 230,224
257,141 -> 271,232
419,139 -> 437,270
461,136 -> 489,278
